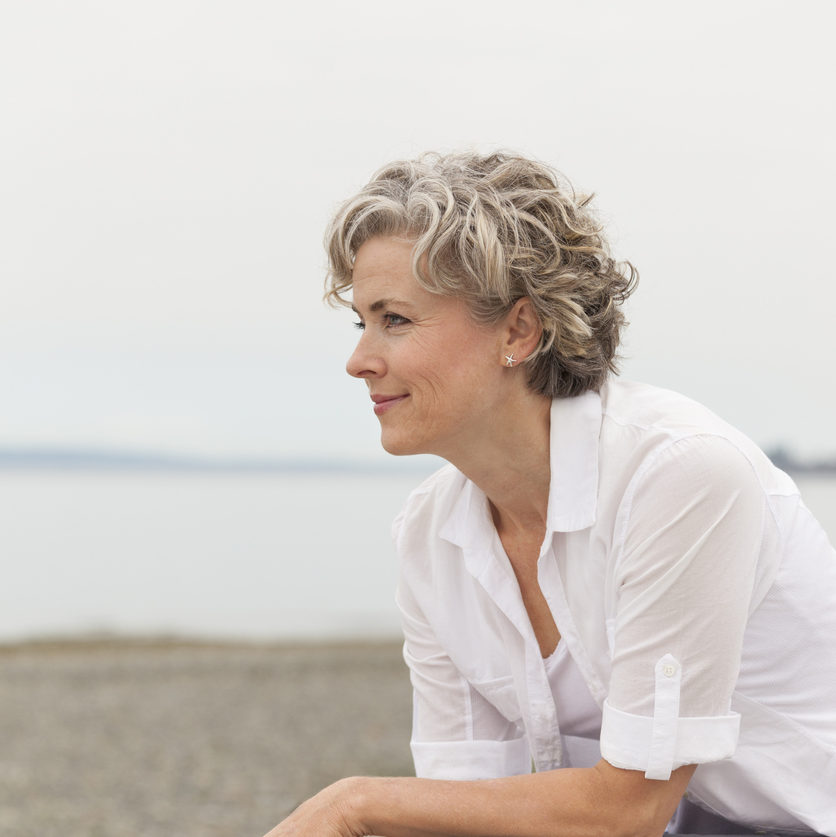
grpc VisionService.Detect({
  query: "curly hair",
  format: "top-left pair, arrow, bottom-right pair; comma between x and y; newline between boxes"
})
325,151 -> 637,398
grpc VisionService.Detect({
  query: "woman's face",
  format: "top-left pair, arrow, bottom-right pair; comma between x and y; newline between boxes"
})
346,236 -> 510,459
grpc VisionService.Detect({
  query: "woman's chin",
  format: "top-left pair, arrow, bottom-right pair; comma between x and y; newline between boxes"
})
380,431 -> 424,458
380,438 -> 412,457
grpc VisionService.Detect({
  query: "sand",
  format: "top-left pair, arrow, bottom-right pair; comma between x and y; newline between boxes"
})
0,638 -> 413,837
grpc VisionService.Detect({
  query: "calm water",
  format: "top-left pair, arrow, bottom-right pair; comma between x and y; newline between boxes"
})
1,470 -> 834,642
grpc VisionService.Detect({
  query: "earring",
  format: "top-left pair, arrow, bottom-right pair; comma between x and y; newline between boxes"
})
504,353 -> 516,367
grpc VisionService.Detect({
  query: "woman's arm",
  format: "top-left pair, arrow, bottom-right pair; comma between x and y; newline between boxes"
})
263,758 -> 696,837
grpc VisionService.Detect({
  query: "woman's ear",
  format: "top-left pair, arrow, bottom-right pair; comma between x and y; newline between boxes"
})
503,297 -> 542,363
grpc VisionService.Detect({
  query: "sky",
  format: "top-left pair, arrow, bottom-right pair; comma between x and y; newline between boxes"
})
2,0 -> 835,464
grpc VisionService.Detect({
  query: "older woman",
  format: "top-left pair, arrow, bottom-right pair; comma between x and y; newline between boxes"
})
265,152 -> 836,836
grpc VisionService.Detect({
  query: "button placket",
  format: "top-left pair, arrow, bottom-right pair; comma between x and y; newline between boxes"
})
521,634 -> 563,771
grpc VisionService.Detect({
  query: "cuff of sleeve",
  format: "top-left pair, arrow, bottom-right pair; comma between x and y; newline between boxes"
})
601,700 -> 740,780
411,737 -> 531,779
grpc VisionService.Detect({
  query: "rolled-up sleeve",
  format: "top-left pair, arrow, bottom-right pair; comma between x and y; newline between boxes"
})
601,435 -> 772,780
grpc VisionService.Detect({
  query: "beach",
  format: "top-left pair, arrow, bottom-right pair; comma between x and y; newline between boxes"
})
0,639 -> 413,837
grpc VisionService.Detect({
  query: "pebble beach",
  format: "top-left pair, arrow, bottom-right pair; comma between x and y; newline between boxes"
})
0,639 -> 413,837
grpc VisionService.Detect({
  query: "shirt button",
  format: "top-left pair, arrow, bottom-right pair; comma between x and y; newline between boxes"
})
663,663 -> 677,678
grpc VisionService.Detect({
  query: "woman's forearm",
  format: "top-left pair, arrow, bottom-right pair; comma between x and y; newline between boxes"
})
347,760 -> 695,837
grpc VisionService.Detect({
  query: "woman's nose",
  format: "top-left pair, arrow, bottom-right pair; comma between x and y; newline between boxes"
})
346,333 -> 385,379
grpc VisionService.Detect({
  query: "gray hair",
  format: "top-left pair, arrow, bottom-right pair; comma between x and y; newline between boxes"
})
325,151 -> 637,398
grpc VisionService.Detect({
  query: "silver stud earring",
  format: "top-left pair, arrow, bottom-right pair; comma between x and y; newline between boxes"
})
505,353 -> 516,367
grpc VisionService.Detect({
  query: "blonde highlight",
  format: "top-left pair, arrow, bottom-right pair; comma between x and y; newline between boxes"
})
325,151 -> 637,398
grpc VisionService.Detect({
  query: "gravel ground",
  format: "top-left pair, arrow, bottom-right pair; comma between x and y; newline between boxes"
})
0,639 -> 413,837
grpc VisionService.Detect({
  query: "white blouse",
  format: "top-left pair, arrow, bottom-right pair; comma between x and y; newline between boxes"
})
393,379 -> 836,835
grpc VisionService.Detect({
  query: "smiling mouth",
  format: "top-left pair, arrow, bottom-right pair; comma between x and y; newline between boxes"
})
371,394 -> 409,415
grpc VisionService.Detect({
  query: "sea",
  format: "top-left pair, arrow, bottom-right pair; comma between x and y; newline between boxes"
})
1,468 -> 834,644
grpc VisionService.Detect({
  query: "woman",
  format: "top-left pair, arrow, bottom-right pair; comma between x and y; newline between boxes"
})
265,152 -> 836,836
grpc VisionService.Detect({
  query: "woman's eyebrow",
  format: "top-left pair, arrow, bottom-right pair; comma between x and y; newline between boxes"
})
351,298 -> 414,314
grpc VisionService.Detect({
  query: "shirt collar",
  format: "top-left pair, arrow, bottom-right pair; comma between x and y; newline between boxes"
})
439,388 -> 602,554
545,389 -> 600,534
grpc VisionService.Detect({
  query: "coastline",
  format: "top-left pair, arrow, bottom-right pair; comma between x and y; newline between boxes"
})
0,638 -> 413,836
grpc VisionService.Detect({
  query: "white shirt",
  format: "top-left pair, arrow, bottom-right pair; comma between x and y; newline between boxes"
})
393,379 -> 836,835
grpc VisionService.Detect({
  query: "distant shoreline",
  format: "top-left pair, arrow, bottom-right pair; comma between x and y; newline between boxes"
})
763,450 -> 836,475
0,447 -> 441,475
0,447 -> 833,475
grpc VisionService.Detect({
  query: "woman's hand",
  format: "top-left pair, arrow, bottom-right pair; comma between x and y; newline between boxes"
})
262,777 -> 370,837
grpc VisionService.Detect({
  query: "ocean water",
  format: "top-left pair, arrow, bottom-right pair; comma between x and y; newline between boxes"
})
1,469 -> 834,643
0,469 -> 427,642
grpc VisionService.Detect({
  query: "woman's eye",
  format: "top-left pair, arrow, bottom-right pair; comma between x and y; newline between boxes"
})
384,313 -> 409,328
353,320 -> 365,331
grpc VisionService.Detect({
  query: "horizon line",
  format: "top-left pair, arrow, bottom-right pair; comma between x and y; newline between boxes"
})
0,445 -> 443,475
0,445 -> 835,475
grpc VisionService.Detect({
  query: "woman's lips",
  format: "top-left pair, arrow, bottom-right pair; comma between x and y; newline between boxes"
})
371,394 -> 409,415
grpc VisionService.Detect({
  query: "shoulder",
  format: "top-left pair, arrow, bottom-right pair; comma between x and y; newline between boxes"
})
599,378 -> 795,496
601,378 -> 745,440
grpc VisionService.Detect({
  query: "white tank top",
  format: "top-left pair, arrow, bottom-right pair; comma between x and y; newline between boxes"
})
543,641 -> 602,739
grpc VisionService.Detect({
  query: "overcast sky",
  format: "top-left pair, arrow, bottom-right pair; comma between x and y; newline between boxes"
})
2,0 -> 834,463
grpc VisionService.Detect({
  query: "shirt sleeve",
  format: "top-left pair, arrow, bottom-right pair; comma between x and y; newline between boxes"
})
600,434 -> 771,780
393,511 -> 531,780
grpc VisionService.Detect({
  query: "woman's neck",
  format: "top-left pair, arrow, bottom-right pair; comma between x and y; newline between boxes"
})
447,390 -> 552,538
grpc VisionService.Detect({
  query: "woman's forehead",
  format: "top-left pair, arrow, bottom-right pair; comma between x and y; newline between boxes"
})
353,235 -> 415,274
